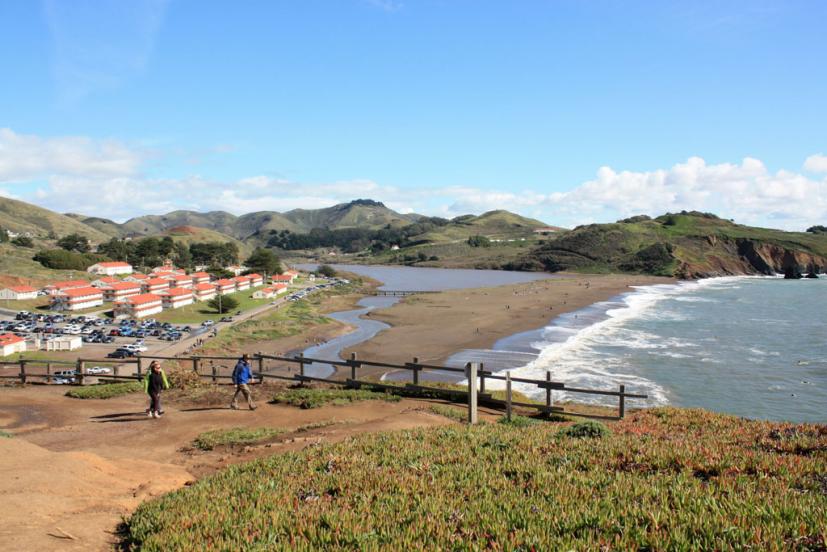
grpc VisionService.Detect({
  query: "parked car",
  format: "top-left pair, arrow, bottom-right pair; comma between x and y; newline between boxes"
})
201,320 -> 214,327
107,350 -> 131,359
86,366 -> 112,375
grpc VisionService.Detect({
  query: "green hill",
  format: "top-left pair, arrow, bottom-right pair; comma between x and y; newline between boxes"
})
120,210 -> 240,237
420,210 -> 553,243
0,197 -> 110,242
519,212 -> 827,278
156,226 -> 252,258
64,214 -> 127,238
282,199 -> 415,232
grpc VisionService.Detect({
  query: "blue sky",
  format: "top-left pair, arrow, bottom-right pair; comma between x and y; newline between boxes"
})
0,0 -> 825,229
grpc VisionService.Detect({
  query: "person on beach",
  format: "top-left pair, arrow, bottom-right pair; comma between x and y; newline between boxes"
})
231,353 -> 257,410
143,361 -> 170,419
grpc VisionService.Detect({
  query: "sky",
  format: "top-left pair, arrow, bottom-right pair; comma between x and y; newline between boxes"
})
0,0 -> 825,230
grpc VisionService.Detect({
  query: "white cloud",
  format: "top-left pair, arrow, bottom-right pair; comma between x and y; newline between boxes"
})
804,153 -> 827,173
0,128 -> 141,182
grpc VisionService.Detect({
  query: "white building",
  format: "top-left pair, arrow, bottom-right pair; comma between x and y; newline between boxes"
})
247,273 -> 264,287
168,274 -> 193,289
193,282 -> 217,301
252,284 -> 287,299
101,282 -> 143,302
225,264 -> 248,276
87,261 -> 134,275
233,276 -> 251,291
191,271 -> 211,285
142,278 -> 171,294
91,276 -> 120,288
158,287 -> 194,309
0,333 -> 26,356
44,280 -> 91,296
213,279 -> 236,296
0,285 -> 39,301
43,335 -> 82,351
114,294 -> 164,319
51,287 -> 104,311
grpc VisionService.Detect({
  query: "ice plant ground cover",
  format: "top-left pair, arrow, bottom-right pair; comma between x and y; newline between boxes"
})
65,381 -> 142,399
124,408 -> 826,550
192,427 -> 286,451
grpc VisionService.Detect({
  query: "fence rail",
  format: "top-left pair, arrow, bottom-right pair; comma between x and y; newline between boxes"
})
3,351 -> 647,421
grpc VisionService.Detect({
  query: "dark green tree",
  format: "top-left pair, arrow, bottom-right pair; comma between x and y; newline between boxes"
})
467,235 -> 491,248
245,247 -> 282,275
56,233 -> 90,253
208,295 -> 239,314
172,241 -> 192,269
316,264 -> 337,277
12,236 -> 34,248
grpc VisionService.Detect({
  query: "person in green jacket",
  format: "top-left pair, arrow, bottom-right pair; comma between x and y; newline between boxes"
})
143,361 -> 170,418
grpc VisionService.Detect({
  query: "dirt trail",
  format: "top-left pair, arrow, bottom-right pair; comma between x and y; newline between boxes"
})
0,385 -> 470,551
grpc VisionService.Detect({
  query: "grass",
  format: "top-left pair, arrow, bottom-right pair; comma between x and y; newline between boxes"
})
427,404 -> 467,422
296,420 -> 339,432
497,414 -> 541,427
64,381 -> 142,399
192,427 -> 285,451
271,387 -> 402,409
0,430 -> 12,438
153,289 -> 275,324
124,407 -> 827,550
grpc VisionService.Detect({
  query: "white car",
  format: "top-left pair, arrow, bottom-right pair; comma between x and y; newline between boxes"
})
63,325 -> 81,335
86,366 -> 112,375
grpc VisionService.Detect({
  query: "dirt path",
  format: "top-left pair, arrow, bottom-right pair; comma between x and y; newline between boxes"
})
0,385 -> 478,551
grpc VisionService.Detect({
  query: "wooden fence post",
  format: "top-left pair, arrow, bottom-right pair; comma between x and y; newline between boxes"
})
467,362 -> 478,425
412,357 -> 419,385
211,362 -> 217,384
46,362 -> 51,384
19,360 -> 26,385
545,371 -> 553,413
256,353 -> 264,384
298,352 -> 305,382
619,384 -> 626,419
192,356 -> 200,375
113,363 -> 119,378
350,352 -> 358,381
479,362 -> 486,394
136,355 -> 143,377
506,371 -> 512,422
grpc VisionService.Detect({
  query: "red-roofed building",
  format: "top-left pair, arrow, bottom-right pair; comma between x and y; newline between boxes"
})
233,276 -> 251,291
193,282 -> 217,302
114,294 -> 163,319
213,279 -> 236,296
91,276 -> 120,288
101,281 -> 142,302
0,285 -> 39,301
44,280 -> 90,296
50,287 -> 104,311
271,274 -> 295,284
190,271 -> 211,285
151,262 -> 185,275
225,264 -> 248,276
247,273 -> 264,287
0,333 -> 26,356
87,261 -> 133,276
142,278 -> 171,294
158,287 -> 194,309
124,273 -> 149,283
169,274 -> 193,289
252,284 -> 288,299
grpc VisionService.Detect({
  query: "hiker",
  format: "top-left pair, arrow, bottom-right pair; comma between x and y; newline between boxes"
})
143,360 -> 170,419
231,353 -> 257,410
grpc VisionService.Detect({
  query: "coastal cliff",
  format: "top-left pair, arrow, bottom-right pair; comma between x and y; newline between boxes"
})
520,212 -> 827,279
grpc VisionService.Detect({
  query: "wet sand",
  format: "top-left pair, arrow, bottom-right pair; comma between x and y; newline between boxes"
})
343,273 -> 673,376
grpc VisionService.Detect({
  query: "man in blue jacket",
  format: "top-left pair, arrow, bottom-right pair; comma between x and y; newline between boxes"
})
230,353 -> 257,410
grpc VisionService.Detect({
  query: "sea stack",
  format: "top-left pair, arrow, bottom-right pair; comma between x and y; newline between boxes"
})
784,265 -> 804,279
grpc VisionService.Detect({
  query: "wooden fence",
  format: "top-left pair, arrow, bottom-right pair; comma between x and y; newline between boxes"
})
2,352 -> 647,422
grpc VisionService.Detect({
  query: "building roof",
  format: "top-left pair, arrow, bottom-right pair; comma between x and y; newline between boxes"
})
58,286 -> 103,298
104,282 -> 142,291
247,273 -> 263,279
0,333 -> 25,346
128,273 -> 149,280
191,271 -> 210,278
272,274 -> 293,281
6,285 -> 37,293
159,287 -> 193,297
234,276 -> 251,282
145,278 -> 170,286
91,261 -> 132,268
193,283 -> 216,291
117,293 -> 163,306
171,274 -> 192,281
95,276 -> 120,284
214,279 -> 235,287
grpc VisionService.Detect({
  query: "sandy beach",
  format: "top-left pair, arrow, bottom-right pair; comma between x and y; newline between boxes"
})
343,273 -> 673,372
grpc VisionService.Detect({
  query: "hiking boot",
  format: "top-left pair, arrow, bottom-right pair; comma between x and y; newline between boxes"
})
250,405 -> 257,411
230,404 -> 240,410
147,411 -> 153,418
151,412 -> 157,418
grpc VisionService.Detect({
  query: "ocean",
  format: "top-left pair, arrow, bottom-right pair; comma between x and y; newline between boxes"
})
497,276 -> 826,423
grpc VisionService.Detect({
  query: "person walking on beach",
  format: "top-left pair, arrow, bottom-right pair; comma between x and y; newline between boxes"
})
143,361 -> 170,419
231,353 -> 257,410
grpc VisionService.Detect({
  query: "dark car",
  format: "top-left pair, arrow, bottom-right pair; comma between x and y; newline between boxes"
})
109,329 -> 121,336
107,350 -> 130,359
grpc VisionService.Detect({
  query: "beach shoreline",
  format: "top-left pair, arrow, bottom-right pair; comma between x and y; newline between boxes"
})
339,273 -> 675,379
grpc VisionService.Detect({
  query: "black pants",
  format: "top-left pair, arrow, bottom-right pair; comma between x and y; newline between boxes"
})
149,392 -> 162,413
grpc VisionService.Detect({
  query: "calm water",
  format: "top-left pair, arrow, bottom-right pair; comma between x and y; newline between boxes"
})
295,264 -> 555,377
493,276 -> 826,423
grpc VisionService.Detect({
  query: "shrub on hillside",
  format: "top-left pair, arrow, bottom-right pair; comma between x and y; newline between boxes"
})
34,248 -> 106,270
558,420 -> 610,439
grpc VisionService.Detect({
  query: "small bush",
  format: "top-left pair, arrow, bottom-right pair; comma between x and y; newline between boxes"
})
271,387 -> 401,409
559,420 -> 611,439
193,427 -> 285,451
65,381 -> 142,399
0,430 -> 13,438
498,415 -> 540,427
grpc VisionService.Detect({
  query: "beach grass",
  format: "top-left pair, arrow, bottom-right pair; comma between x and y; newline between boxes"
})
271,387 -> 401,409
427,404 -> 468,422
64,381 -> 142,399
124,407 -> 827,551
192,427 -> 285,451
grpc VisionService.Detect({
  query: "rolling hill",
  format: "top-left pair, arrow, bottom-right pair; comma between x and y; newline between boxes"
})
156,226 -> 252,257
280,199 -> 416,232
0,196 -> 110,242
418,210 -> 554,243
517,212 -> 827,278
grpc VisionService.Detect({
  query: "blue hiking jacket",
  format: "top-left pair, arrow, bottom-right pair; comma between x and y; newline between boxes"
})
232,359 -> 252,385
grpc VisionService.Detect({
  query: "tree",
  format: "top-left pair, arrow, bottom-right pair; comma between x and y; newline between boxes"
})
467,235 -> 491,248
172,241 -> 192,269
97,237 -> 133,261
11,236 -> 34,248
316,264 -> 337,277
57,233 -> 90,253
806,225 -> 827,234
159,236 -> 175,258
246,247 -> 282,275
208,295 -> 239,314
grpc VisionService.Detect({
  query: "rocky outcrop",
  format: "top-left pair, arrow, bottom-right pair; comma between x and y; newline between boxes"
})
677,238 -> 827,279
